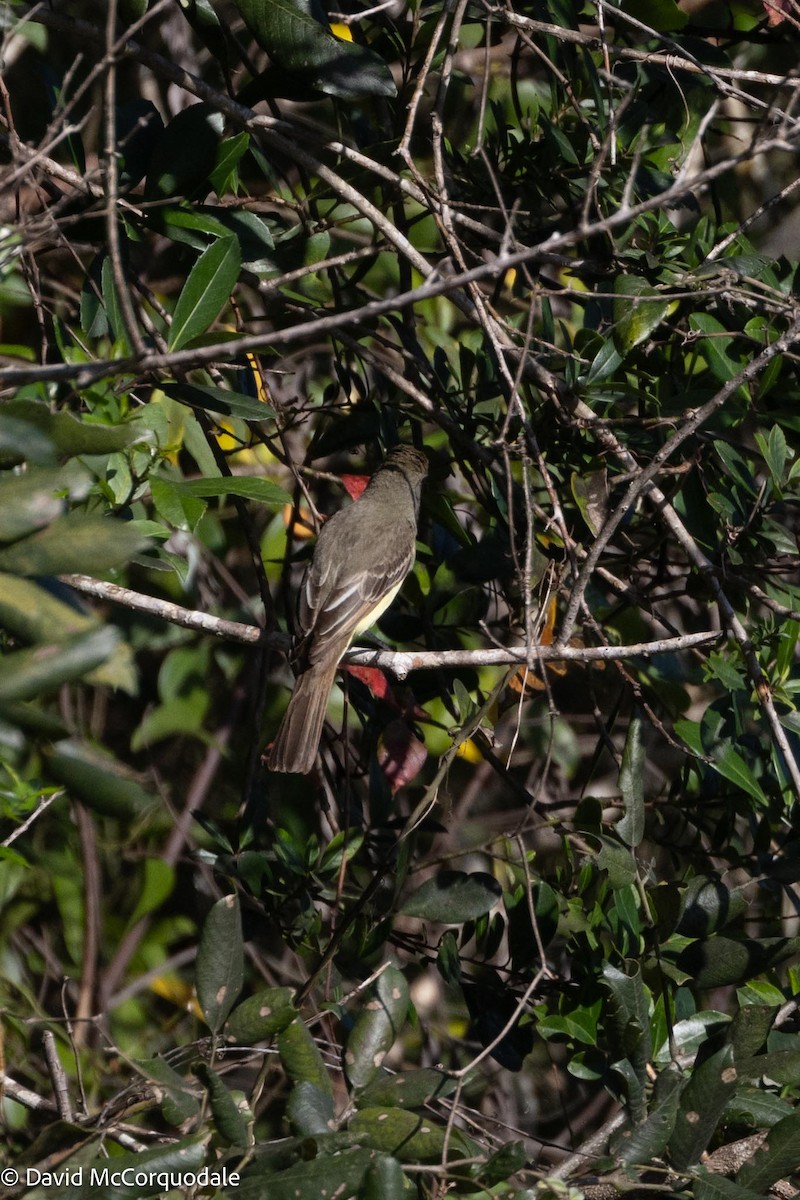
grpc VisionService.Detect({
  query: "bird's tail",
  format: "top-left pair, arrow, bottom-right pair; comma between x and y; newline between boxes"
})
268,660 -> 339,774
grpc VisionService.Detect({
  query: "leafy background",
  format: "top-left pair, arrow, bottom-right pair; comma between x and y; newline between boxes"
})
2,0 -> 800,1197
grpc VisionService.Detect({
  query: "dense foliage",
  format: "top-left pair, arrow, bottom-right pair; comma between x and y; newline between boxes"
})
2,1 -> 800,1197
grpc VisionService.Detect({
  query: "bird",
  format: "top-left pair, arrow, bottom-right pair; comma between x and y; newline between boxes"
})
268,445 -> 428,774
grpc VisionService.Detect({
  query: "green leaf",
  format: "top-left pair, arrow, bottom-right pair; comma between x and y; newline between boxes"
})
755,424 -> 788,488
286,1079 -> 335,1136
176,0 -> 230,68
536,1001 -> 601,1045
0,408 -> 56,464
159,384 -> 275,427
668,1045 -> 738,1170
586,336 -> 623,383
676,876 -> 749,939
101,254 -> 133,351
358,1068 -> 456,1110
278,1018 -> 333,1097
46,738 -> 156,820
0,628 -> 120,703
360,1155 -> 407,1200
168,235 -> 241,350
776,619 -> 800,679
476,1139 -> 527,1187
619,0 -> 688,31
345,965 -> 409,1092
570,468 -> 608,537
126,858 -> 176,930
709,743 -> 769,806
194,1061 -> 250,1145
611,1063 -> 684,1165
594,835 -> 637,887
235,1147 -> 380,1200
195,893 -> 244,1031
29,1137 -> 207,1200
159,474 -> 291,505
674,717 -> 704,757
0,514 -> 147,576
225,986 -> 297,1043
688,313 -> 744,389
693,1173 -> 763,1200
233,0 -> 396,99
0,399 -> 138,457
0,463 -> 89,542
613,276 -> 670,353
400,871 -> 502,923
674,935 -> 800,989
675,718 -> 769,806
737,1108 -> 800,1191
601,962 -> 651,1089
737,1047 -> 800,1086
210,132 -> 250,193
349,1107 -> 474,1162
617,710 -> 645,847
133,1056 -> 200,1125
724,1086 -> 793,1129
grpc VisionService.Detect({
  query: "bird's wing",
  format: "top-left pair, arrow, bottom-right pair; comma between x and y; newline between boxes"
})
297,513 -> 415,666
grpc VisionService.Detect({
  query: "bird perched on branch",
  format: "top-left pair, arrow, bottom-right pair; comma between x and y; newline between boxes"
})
268,445 -> 428,774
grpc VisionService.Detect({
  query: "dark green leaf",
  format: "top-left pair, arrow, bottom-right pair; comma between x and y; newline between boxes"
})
594,835 -> 637,887
161,381 -> 275,422
737,1108 -> 800,1191
47,738 -> 156,820
0,628 -> 120,703
233,0 -> 396,99
278,1018 -> 333,1097
617,710 -> 645,847
0,399 -> 138,457
668,1045 -> 739,1169
358,1068 -> 456,1110
345,965 -> 409,1092
177,0 -> 230,67
400,871 -> 502,923
349,1107 -> 474,1162
31,1136 -> 207,1200
225,986 -> 297,1043
194,1061 -> 250,1145
611,1064 -> 684,1165
674,935 -> 800,989
286,1079 -> 335,1136
602,962 -> 652,1084
693,1173 -> 763,1200
196,893 -> 244,1031
360,1155 -> 407,1200
101,254 -> 133,351
0,409 -> 56,464
0,463 -> 89,542
236,1147 -> 380,1200
676,876 -> 749,938
133,1056 -> 200,1125
0,514 -> 147,576
145,102 -> 223,199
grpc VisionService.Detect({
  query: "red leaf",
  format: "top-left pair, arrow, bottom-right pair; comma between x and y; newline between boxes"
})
377,719 -> 427,791
341,473 -> 369,501
763,0 -> 799,25
343,663 -> 395,703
